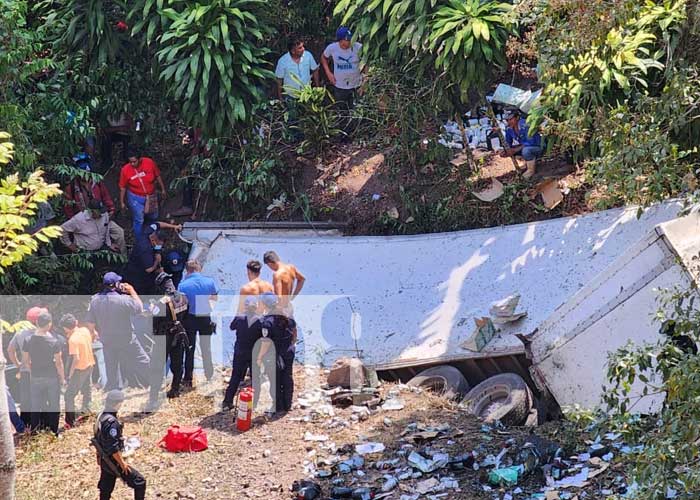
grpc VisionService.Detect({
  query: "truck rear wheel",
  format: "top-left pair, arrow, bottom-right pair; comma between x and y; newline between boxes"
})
461,373 -> 532,426
407,365 -> 470,400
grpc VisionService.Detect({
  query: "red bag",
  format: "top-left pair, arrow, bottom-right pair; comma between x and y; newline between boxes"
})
158,425 -> 208,453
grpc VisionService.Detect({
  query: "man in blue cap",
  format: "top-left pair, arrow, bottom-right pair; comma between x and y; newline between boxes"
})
222,296 -> 263,410
85,272 -> 150,391
321,26 -> 365,115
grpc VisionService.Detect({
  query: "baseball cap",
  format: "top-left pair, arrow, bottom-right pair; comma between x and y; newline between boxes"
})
103,271 -> 123,285
73,152 -> 92,171
336,26 -> 352,41
504,109 -> 519,120
260,292 -> 278,308
88,199 -> 107,213
165,250 -> 185,273
26,306 -> 49,325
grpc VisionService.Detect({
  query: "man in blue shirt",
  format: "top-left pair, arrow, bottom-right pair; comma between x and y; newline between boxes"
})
501,109 -> 543,179
275,37 -> 320,100
177,260 -> 219,388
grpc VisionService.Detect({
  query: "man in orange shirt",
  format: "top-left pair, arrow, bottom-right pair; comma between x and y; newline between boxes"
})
118,148 -> 167,238
61,314 -> 96,428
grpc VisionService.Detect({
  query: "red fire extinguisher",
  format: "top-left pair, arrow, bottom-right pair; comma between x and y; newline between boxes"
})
236,387 -> 253,432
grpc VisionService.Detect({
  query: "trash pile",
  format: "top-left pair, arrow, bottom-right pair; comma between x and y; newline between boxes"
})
288,360 -> 642,500
438,115 -> 506,151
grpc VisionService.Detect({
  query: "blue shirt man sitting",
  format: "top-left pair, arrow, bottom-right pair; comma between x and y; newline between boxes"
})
502,109 -> 543,179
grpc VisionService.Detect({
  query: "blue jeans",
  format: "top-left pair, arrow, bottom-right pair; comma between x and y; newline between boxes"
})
522,146 -> 543,161
6,387 -> 24,433
126,190 -> 158,238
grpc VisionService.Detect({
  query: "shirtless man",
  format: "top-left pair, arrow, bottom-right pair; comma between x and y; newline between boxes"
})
237,260 -> 274,313
263,250 -> 306,318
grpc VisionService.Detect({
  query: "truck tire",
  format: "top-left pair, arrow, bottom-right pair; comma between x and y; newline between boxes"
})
461,373 -> 532,426
407,365 -> 470,400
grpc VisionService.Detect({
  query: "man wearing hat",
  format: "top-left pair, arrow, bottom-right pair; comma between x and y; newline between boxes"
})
93,390 -> 147,500
164,249 -> 186,288
321,26 -> 365,112
63,152 -> 116,218
123,221 -> 181,295
7,306 -> 49,429
60,199 -> 126,255
500,109 -> 543,179
85,272 -> 150,391
145,270 -> 189,409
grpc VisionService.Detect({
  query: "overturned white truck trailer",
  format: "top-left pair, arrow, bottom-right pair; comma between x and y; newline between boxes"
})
182,201 -> 699,412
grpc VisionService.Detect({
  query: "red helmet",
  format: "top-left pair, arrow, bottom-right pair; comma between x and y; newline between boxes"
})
26,306 -> 48,325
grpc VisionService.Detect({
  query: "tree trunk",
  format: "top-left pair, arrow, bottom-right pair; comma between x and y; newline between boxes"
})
454,112 -> 476,174
0,347 -> 16,500
483,98 -> 520,171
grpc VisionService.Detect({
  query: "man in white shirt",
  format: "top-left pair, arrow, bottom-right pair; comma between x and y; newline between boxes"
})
275,37 -> 320,101
321,26 -> 365,110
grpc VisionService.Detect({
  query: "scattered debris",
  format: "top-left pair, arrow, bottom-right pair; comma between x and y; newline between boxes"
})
536,179 -> 564,210
355,442 -> 386,455
473,178 -> 505,202
490,293 -> 528,324
327,357 -> 367,389
461,317 -> 496,352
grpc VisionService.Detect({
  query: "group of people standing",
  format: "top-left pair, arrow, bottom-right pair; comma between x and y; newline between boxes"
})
275,26 -> 365,139
223,251 -> 305,414
5,246 -> 306,437
6,307 -> 96,434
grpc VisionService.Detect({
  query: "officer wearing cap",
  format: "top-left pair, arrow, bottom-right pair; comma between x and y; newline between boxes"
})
258,292 -> 297,414
85,272 -> 150,390
163,249 -> 186,288
222,296 -> 263,411
92,390 -> 146,500
124,221 -> 183,295
145,270 -> 189,410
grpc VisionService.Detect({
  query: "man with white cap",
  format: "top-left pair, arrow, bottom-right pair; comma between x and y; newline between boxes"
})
92,390 -> 146,500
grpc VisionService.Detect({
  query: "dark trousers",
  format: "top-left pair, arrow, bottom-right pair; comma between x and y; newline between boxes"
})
29,376 -> 60,434
276,346 -> 295,412
98,464 -> 146,500
183,315 -> 214,383
65,366 -> 93,426
103,338 -> 150,391
148,333 -> 185,402
223,349 -> 252,405
331,87 -> 357,137
18,371 -> 32,428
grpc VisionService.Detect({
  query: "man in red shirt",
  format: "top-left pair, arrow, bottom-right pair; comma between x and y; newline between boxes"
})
119,149 -> 167,237
63,155 -> 116,218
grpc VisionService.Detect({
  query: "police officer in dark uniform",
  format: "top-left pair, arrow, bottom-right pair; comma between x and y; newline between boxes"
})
92,390 -> 146,500
145,270 -> 189,412
222,296 -> 263,411
259,292 -> 297,414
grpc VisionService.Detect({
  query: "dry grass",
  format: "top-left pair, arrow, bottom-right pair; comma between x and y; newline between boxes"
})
14,369 -> 627,500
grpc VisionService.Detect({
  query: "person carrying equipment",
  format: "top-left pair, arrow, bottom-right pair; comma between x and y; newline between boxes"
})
92,390 -> 146,500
